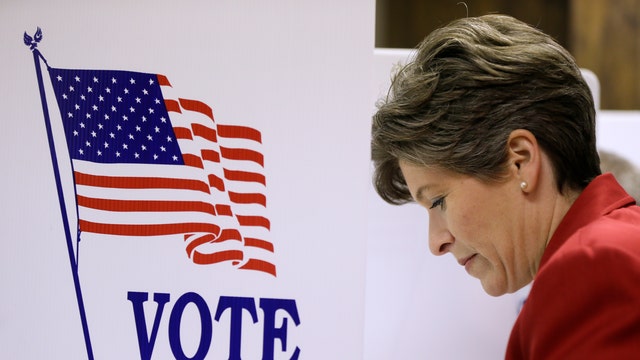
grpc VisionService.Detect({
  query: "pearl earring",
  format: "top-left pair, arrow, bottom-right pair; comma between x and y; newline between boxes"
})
520,181 -> 528,191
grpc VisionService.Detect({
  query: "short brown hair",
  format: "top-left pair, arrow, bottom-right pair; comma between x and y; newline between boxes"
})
372,14 -> 600,204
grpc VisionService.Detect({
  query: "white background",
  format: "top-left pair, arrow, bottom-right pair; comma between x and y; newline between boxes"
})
0,1 -> 373,359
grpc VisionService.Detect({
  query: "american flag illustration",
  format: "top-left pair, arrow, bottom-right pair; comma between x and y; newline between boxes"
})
47,67 -> 275,276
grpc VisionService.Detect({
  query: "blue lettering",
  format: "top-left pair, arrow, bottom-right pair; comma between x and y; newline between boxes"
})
127,291 -> 300,359
214,296 -> 258,360
127,291 -> 171,360
168,292 -> 213,360
260,298 -> 301,360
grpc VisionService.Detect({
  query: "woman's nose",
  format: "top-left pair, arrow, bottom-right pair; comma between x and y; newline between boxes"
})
428,214 -> 454,256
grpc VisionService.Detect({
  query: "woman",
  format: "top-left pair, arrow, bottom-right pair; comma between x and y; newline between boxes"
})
371,14 -> 640,358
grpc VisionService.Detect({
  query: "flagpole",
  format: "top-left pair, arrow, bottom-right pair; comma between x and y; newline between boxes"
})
27,34 -> 95,360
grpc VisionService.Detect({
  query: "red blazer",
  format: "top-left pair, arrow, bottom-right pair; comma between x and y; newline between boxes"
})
506,174 -> 640,359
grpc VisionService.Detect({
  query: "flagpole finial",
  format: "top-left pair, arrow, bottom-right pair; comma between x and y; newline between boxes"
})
24,27 -> 49,68
23,27 -> 43,51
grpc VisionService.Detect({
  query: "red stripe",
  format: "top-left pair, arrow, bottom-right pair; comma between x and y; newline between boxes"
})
74,172 -> 210,193
179,98 -> 214,121
182,154 -> 204,169
208,174 -> 225,192
217,125 -> 261,142
192,123 -> 217,142
220,147 -> 264,166
223,169 -> 265,185
173,127 -> 192,140
157,74 -> 171,87
237,215 -> 270,229
244,237 -> 274,252
77,195 -> 216,215
165,99 -> 181,113
79,220 -> 220,236
239,259 -> 276,276
201,149 -> 220,163
215,204 -> 233,216
228,192 -> 266,206
184,229 -> 242,257
192,250 -> 244,265
185,233 -> 215,256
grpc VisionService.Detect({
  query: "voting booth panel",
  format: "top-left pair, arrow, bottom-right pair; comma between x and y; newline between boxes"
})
0,1 -> 373,359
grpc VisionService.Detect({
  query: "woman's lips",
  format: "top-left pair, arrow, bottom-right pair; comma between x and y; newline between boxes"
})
459,254 -> 477,272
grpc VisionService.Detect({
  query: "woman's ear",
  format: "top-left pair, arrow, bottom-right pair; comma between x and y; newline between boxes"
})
507,129 -> 541,193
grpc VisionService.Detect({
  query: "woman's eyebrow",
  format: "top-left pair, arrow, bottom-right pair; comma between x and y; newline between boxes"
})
415,184 -> 434,203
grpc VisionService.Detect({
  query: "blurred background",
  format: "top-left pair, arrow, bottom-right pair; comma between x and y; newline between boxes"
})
375,0 -> 640,110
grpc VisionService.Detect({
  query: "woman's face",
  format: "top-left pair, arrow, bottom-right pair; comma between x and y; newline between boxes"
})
399,160 -> 537,296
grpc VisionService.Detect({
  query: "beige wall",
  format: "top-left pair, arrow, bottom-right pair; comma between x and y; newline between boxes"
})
376,0 -> 640,109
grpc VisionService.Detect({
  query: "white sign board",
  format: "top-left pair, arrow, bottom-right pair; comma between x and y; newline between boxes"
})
0,1 -> 374,359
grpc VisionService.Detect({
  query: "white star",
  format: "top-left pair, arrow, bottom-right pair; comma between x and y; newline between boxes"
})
172,155 -> 178,161
85,141 -> 91,147
75,76 -> 80,82
141,116 -> 147,122
79,122 -> 85,128
128,134 -> 134,139
92,105 -> 98,111
130,78 -> 136,84
153,154 -> 158,160
109,132 -> 115,138
148,108 -> 154,114
154,98 -> 161,104
98,95 -> 104,102
122,143 -> 128,149
115,151 -> 121,157
117,96 -> 123,103
85,113 -> 91,119
135,97 -> 141,103
67,112 -> 73,118
62,94 -> 68,99
147,135 -> 153,141
124,88 -> 129,94
97,150 -> 102,156
129,107 -> 135,113
79,149 -> 84,155
134,152 -> 140,158
104,142 -> 109,148
80,95 -> 86,100
142,89 -> 148,95
87,86 -> 93,93
116,125 -> 122,131
97,123 -> 103,129
56,75 -> 62,81
104,114 -> 110,120
75,104 -> 80,110
122,115 -> 128,121
135,126 -> 141,132
166,136 -> 172,142
106,87 -> 111,93
73,130 -> 78,136
149,78 -> 154,85
69,86 -> 74,92
160,117 -> 167,123
111,105 -> 117,112
111,77 -> 117,84
154,126 -> 160,133
160,146 -> 166,152
91,131 -> 97,137
93,77 -> 99,83
141,145 -> 146,151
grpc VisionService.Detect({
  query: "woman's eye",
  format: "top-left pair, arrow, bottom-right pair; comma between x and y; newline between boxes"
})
429,197 -> 445,210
